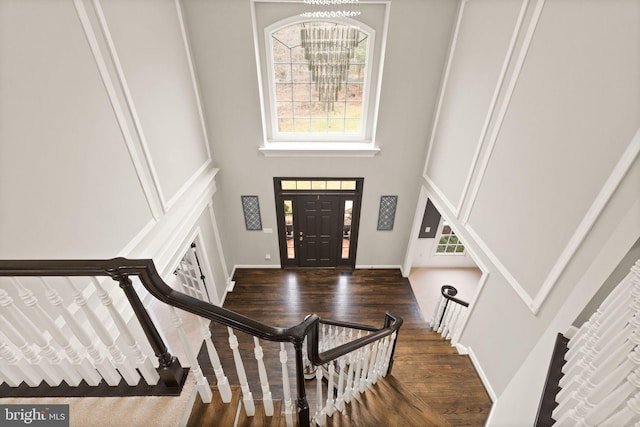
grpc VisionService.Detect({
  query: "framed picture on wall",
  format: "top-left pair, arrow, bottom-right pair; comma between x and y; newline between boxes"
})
241,195 -> 262,230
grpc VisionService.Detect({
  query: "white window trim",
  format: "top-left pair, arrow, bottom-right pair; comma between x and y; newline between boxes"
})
251,0 -> 390,157
433,219 -> 466,256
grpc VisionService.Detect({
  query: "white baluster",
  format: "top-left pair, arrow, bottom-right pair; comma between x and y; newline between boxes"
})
448,304 -> 465,340
559,323 -> 640,399
555,337 -> 639,419
280,343 -> 294,427
67,278 -> 127,386
321,324 -> 327,352
439,302 -> 455,336
358,344 -> 370,393
565,304 -> 639,377
430,295 -> 445,329
334,356 -> 346,412
372,336 -> 388,385
566,270 -> 640,364
92,278 -> 158,385
382,332 -> 397,375
351,335 -> 363,397
582,371 -> 640,426
314,366 -> 326,426
199,321 -> 231,402
325,361 -> 335,417
253,337 -> 274,416
0,313 -> 60,386
451,306 -> 468,343
170,307 -> 212,403
40,278 -> 104,386
0,341 -> 40,387
0,287 -> 75,386
343,349 -> 355,404
365,340 -> 378,388
10,278 -> 84,386
227,327 -> 254,416
600,391 -> 640,427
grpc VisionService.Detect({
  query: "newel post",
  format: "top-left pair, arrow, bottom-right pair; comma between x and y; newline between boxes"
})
115,274 -> 184,388
384,313 -> 398,375
294,339 -> 311,427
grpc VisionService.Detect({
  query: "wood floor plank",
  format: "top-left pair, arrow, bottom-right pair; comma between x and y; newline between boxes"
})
195,268 -> 492,426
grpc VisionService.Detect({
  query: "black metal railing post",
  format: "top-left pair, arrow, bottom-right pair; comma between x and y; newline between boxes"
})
293,339 -> 310,427
114,274 -> 185,388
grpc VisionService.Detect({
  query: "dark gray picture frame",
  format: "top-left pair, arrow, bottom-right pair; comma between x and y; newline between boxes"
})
377,195 -> 398,231
241,195 -> 262,230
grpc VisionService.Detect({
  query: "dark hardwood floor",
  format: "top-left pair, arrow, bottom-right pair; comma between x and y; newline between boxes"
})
196,268 -> 492,426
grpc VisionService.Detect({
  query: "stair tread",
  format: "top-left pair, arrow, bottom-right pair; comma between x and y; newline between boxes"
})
325,377 -> 451,427
186,385 -> 241,427
236,399 -> 283,427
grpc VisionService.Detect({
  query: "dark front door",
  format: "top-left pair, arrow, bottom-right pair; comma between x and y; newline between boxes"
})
275,178 -> 363,269
297,194 -> 340,267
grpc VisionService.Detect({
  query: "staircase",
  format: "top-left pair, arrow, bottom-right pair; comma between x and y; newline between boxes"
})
186,379 -> 450,427
0,261 -> 491,426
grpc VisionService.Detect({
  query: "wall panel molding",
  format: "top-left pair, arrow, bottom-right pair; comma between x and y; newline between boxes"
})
174,0 -> 213,163
74,0 -> 165,219
450,0 -> 546,313
422,0 -> 467,218
90,0 -> 168,215
461,0 -> 545,226
457,0 -> 530,224
532,129 -> 640,312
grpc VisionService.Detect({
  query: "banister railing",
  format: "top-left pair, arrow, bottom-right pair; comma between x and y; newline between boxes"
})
0,258 -> 403,427
430,284 -> 470,342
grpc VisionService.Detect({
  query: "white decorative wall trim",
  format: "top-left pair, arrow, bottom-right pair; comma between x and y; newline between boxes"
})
91,0 -> 168,215
117,218 -> 157,257
466,221 -> 536,310
465,129 -> 640,315
208,202 -> 231,284
452,270 -> 489,344
424,175 -> 459,219
174,0 -> 213,163
531,128 -> 640,313
422,0 -> 467,219
460,0 -> 546,224
457,0 -> 530,224
467,346 -> 498,402
166,159 -> 212,209
74,0 -> 163,220
125,168 -> 219,271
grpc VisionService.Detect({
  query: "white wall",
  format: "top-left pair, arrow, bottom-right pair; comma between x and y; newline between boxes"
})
181,0 -> 459,270
0,0 -> 217,263
419,0 -> 640,420
0,0 -> 153,259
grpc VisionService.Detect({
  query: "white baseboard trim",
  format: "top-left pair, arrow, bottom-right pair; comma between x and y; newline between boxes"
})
233,264 -> 281,269
454,342 -> 469,355
467,346 -> 497,402
354,264 -> 403,270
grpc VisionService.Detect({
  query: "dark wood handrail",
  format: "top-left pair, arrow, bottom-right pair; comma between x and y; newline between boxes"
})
310,314 -> 403,364
0,258 -> 317,343
441,284 -> 469,307
0,258 -> 404,427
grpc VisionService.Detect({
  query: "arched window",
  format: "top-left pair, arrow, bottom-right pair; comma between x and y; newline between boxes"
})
268,20 -> 370,138
252,1 -> 389,155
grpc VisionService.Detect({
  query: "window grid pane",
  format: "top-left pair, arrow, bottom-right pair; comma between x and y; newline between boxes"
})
272,22 -> 367,135
435,223 -> 465,255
